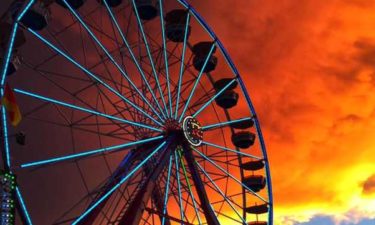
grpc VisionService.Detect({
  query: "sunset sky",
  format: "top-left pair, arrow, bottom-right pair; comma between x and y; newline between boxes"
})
1,0 -> 375,224
190,0 -> 375,224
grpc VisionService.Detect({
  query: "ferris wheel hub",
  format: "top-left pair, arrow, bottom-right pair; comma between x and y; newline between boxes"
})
182,116 -> 203,146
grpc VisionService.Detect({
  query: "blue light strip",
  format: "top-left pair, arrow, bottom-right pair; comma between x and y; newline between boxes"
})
178,44 -> 216,123
14,88 -> 162,132
27,28 -> 163,127
192,146 -> 268,203
202,117 -> 252,130
2,104 -> 11,168
62,0 -> 165,122
161,154 -> 173,225
174,151 -> 184,223
102,0 -> 167,120
16,187 -> 33,225
131,0 -> 169,117
202,141 -> 261,160
72,141 -> 166,225
16,0 -> 35,22
178,150 -> 202,224
174,13 -> 190,119
159,0 -> 173,117
1,23 -> 19,86
192,79 -> 236,118
196,162 -> 246,224
21,136 -> 164,168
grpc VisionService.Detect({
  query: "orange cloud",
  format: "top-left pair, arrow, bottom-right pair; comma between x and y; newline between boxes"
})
191,0 -> 375,223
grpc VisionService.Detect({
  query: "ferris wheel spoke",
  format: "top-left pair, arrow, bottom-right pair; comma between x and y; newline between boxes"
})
161,154 -> 173,225
16,186 -> 34,225
159,0 -> 173,116
131,0 -> 169,118
27,28 -> 164,127
196,162 -> 247,224
192,78 -> 237,118
192,146 -> 268,204
202,117 -> 253,131
174,151 -> 185,224
19,136 -> 163,169
61,0 -> 167,122
102,0 -> 168,120
14,88 -> 162,133
175,12 -> 191,119
72,141 -> 167,225
178,43 -> 216,123
201,141 -> 262,160
176,150 -> 203,225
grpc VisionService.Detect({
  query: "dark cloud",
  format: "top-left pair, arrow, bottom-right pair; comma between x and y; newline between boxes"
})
362,174 -> 375,195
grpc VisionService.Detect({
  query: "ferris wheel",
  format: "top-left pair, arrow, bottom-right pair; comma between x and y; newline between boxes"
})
0,0 -> 273,224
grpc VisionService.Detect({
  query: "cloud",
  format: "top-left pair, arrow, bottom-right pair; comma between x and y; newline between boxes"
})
362,174 -> 375,195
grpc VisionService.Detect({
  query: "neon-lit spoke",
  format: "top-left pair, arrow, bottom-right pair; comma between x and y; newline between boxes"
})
17,0 -> 35,21
16,186 -> 33,225
178,43 -> 216,122
1,105 -> 11,168
14,88 -> 162,132
159,0 -> 173,116
174,151 -> 184,224
131,0 -> 169,117
62,0 -> 166,121
174,13 -> 191,119
21,136 -> 164,168
202,141 -> 261,160
161,154 -> 173,225
102,0 -> 168,120
72,141 -> 167,225
191,146 -> 268,203
196,162 -> 247,224
192,79 -> 236,118
27,28 -> 163,127
1,23 -> 19,86
202,117 -> 252,131
177,150 -> 202,224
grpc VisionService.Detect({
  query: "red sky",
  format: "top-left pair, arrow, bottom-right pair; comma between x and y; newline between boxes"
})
190,0 -> 375,224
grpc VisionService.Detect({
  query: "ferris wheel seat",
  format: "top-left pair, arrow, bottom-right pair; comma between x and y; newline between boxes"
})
135,0 -> 158,20
232,131 -> 256,149
15,132 -> 26,146
241,160 -> 264,171
247,221 -> 268,225
97,0 -> 123,8
215,90 -> 239,108
165,23 -> 191,42
245,204 -> 269,214
243,175 -> 266,192
193,55 -> 217,73
0,22 -> 26,49
9,1 -> 50,31
165,9 -> 189,24
214,78 -> 238,91
56,0 -> 86,9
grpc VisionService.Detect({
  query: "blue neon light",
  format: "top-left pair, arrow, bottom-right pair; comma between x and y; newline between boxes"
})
174,13 -> 190,119
161,155 -> 173,225
192,79 -> 236,118
27,28 -> 163,127
196,162 -> 247,224
2,105 -> 10,168
192,146 -> 267,203
16,187 -> 33,225
14,88 -> 162,132
202,117 -> 252,130
131,0 -> 169,117
102,0 -> 167,120
178,44 -> 216,123
21,136 -> 164,168
72,141 -> 166,225
16,0 -> 35,22
202,141 -> 261,160
62,0 -> 166,122
174,151 -> 184,222
1,23 -> 19,86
